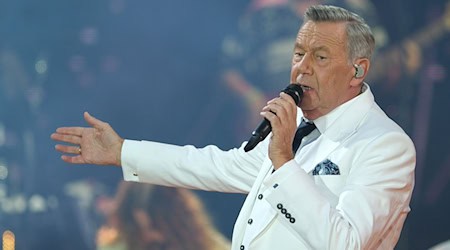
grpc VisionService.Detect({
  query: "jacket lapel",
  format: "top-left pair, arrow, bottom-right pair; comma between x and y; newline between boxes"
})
298,83 -> 375,173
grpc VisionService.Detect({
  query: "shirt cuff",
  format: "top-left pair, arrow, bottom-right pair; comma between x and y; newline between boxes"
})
121,139 -> 141,182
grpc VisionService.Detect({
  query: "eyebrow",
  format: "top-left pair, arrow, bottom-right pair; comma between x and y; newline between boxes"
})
294,42 -> 331,53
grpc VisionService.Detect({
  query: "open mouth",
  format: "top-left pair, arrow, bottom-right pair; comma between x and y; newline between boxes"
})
300,85 -> 312,91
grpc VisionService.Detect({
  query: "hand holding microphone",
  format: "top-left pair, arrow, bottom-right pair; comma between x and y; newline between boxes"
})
244,84 -> 303,152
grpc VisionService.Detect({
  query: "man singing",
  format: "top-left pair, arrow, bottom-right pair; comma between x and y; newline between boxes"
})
52,5 -> 415,249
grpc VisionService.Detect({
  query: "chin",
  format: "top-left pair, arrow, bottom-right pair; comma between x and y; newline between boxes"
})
299,107 -> 318,118
299,102 -> 312,110
302,112 -> 319,121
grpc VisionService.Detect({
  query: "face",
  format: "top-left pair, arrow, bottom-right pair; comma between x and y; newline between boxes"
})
291,21 -> 360,120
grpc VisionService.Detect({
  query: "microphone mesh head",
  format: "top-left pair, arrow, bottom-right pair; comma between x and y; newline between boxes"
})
283,84 -> 303,105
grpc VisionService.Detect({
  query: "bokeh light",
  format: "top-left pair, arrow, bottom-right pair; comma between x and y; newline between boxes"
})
2,230 -> 15,250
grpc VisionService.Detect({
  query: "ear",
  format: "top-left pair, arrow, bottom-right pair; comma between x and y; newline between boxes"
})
350,58 -> 370,87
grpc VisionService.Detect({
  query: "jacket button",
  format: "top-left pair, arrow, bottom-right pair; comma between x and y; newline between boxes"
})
240,245 -> 245,250
289,218 -> 296,223
277,203 -> 283,209
281,208 -> 287,214
258,194 -> 263,200
248,218 -> 253,224
285,213 -> 291,219
133,173 -> 138,176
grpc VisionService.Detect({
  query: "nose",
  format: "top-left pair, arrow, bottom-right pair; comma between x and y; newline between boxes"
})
297,53 -> 313,75
291,54 -> 313,82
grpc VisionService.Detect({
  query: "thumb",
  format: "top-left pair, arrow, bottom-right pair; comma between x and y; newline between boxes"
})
84,111 -> 106,129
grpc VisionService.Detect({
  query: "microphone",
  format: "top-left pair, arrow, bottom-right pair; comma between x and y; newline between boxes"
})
244,84 -> 303,152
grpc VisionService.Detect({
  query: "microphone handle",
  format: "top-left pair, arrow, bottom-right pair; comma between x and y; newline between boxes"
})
243,84 -> 303,152
244,119 -> 271,152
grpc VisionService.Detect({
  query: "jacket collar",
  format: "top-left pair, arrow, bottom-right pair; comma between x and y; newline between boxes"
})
298,83 -> 374,142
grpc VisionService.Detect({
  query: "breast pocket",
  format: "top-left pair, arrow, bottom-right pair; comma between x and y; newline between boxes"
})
313,175 -> 347,206
312,159 -> 340,175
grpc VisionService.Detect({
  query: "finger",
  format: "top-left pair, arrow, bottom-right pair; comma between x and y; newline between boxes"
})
84,111 -> 107,129
271,94 -> 297,116
266,97 -> 278,105
51,133 -> 82,145
280,92 -> 297,112
55,127 -> 85,136
55,144 -> 81,154
268,96 -> 291,108
261,105 -> 273,112
267,97 -> 292,116
260,111 -> 280,127
264,103 -> 286,119
61,155 -> 86,164
280,92 -> 297,106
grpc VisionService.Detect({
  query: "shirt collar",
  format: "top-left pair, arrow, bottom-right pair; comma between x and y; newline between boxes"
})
299,83 -> 372,139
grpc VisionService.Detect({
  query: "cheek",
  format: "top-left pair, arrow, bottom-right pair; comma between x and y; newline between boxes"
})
319,77 -> 349,106
314,75 -> 336,102
290,65 -> 298,82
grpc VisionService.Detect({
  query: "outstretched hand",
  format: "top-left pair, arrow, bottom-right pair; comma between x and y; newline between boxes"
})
51,112 -> 124,166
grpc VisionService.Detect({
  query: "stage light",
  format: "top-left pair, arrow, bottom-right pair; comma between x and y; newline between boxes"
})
0,165 -> 7,180
35,59 -> 48,74
29,194 -> 47,213
2,230 -> 15,250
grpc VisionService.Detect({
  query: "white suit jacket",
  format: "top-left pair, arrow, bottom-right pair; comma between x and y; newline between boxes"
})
121,85 -> 416,250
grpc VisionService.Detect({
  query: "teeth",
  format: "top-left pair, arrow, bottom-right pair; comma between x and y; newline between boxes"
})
301,86 -> 312,91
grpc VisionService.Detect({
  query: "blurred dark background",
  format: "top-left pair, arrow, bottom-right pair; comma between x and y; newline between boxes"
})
0,0 -> 449,249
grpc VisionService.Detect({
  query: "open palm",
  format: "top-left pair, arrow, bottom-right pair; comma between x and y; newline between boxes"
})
51,112 -> 124,166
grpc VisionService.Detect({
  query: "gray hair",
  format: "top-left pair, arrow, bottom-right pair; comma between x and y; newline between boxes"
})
303,5 -> 375,62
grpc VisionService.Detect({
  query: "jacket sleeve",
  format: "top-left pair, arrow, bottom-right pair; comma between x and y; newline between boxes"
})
121,139 -> 268,194
263,131 -> 416,249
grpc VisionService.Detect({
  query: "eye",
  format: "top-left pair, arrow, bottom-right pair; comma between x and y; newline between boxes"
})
317,55 -> 327,60
293,52 -> 304,61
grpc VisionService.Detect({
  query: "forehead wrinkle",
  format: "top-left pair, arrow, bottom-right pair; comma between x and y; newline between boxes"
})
295,42 -> 331,54
296,24 -> 346,52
